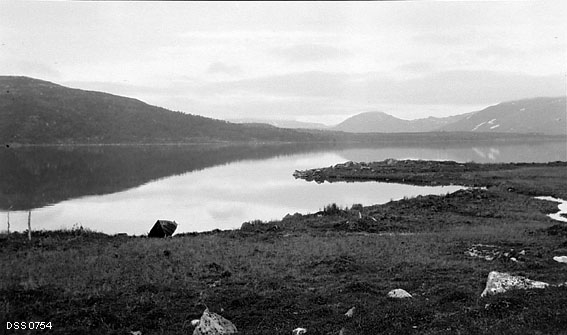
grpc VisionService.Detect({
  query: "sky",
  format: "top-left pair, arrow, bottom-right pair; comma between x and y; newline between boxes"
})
1,1 -> 565,125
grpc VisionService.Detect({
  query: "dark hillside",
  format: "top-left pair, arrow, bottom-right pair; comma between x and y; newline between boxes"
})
0,76 -> 322,144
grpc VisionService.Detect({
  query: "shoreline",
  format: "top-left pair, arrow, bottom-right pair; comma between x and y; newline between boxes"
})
294,159 -> 567,198
5,132 -> 566,148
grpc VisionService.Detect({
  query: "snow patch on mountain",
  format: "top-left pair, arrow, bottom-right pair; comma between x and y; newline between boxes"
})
472,122 -> 486,131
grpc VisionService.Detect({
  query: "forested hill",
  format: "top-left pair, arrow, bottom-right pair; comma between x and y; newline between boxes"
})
0,76 -> 323,144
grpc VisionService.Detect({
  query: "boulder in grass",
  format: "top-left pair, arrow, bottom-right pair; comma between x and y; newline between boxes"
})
553,256 -> 567,263
481,271 -> 549,297
387,289 -> 412,299
148,220 -> 178,238
192,308 -> 237,335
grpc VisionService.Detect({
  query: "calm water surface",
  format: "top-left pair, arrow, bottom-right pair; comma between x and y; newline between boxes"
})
1,141 -> 565,234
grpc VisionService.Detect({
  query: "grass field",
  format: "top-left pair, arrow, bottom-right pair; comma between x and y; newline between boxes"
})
1,161 -> 567,334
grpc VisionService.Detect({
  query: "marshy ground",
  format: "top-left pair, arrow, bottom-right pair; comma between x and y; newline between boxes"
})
1,160 -> 567,334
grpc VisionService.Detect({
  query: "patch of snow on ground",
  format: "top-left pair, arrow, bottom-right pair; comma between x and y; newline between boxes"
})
520,108 -> 526,111
488,118 -> 497,124
490,124 -> 500,129
535,196 -> 567,223
472,121 -> 486,131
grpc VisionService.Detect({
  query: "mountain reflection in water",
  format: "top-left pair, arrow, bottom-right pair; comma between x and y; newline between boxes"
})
0,143 -> 326,211
1,140 -> 565,234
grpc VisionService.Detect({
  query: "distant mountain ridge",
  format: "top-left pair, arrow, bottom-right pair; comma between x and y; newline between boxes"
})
230,118 -> 329,130
1,76 -> 564,145
0,76 -> 322,144
333,97 -> 566,135
439,97 -> 566,135
333,111 -> 472,133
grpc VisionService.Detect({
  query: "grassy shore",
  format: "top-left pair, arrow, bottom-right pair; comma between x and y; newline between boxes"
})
2,160 -> 567,334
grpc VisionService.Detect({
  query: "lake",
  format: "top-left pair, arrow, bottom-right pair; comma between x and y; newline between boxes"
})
1,140 -> 565,235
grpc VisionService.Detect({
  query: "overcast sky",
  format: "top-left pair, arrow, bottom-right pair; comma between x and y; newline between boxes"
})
1,1 -> 565,124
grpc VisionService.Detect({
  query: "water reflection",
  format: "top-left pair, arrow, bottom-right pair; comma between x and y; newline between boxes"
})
337,142 -> 566,163
0,143 -> 329,211
1,140 -> 565,234
3,151 -> 462,234
472,147 -> 501,161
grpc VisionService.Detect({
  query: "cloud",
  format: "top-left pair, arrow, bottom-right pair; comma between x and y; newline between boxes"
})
272,43 -> 352,63
384,70 -> 565,105
0,59 -> 62,81
196,70 -> 565,107
60,70 -> 562,123
474,46 -> 526,58
199,71 -> 352,98
397,62 -> 437,74
59,68 -> 565,122
475,41 -> 566,60
206,62 -> 241,75
412,32 -> 467,46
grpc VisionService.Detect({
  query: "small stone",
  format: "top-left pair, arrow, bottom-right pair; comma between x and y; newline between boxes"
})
208,280 -> 222,288
292,327 -> 307,335
387,288 -> 412,299
345,306 -> 355,317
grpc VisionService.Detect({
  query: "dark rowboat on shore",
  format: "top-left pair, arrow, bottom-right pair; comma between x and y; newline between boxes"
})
148,220 -> 178,238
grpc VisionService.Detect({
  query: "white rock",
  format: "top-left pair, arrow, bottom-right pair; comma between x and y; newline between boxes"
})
192,308 -> 237,335
191,320 -> 200,327
292,327 -> 307,335
387,289 -> 412,299
481,271 -> 549,297
344,306 -> 355,317
130,331 -> 142,335
553,256 -> 567,263
465,244 -> 521,262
